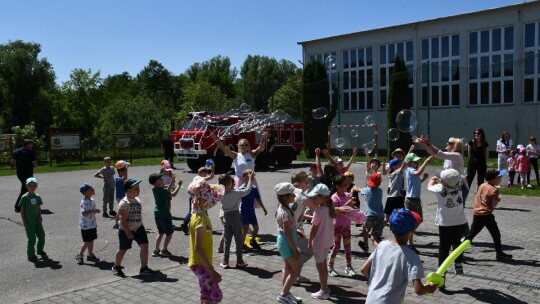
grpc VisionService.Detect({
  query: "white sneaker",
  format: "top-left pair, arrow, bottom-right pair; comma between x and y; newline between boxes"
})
277,293 -> 302,304
311,289 -> 331,300
527,184 -> 532,188
345,266 -> 357,277
328,267 -> 339,277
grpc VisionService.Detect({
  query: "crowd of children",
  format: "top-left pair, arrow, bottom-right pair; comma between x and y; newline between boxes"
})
17,135 -> 526,304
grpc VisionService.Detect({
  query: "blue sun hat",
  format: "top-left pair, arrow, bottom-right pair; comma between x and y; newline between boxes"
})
389,208 -> 416,236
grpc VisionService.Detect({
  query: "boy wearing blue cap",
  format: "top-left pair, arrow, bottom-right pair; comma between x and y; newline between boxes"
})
112,179 -> 155,277
19,177 -> 47,262
361,208 -> 437,303
76,183 -> 101,264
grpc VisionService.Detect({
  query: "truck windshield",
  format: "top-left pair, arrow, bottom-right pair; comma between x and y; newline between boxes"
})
181,118 -> 206,131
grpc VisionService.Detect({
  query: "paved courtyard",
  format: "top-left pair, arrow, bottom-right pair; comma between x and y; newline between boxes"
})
1,162 -> 539,303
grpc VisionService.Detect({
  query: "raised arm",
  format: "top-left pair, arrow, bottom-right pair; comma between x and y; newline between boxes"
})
323,149 -> 339,168
251,131 -> 269,158
210,132 -> 237,159
412,136 -> 440,156
344,147 -> 358,171
315,148 -> 323,177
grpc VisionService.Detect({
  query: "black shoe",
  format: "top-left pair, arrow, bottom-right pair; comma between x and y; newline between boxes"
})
358,241 -> 369,252
454,262 -> 464,275
103,212 -> 110,218
112,266 -> 126,278
250,239 -> 261,250
408,244 -> 420,255
37,251 -> 48,259
109,210 -> 117,216
180,223 -> 188,235
243,244 -> 251,253
496,252 -> 513,261
15,207 -> 21,213
139,266 -> 156,276
28,255 -> 38,263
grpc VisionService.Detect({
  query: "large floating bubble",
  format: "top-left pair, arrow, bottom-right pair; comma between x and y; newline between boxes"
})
388,128 -> 400,141
361,140 -> 375,154
335,138 -> 347,149
324,55 -> 337,70
351,129 -> 359,138
364,115 -> 376,127
238,103 -> 250,112
396,109 -> 417,133
312,107 -> 329,119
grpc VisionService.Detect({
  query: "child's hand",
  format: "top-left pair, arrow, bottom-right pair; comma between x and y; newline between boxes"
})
315,148 -> 321,156
364,147 -> 370,155
263,207 -> 268,216
322,149 -> 330,156
430,176 -> 439,183
95,209 -> 101,214
422,172 -> 429,180
352,147 -> 358,155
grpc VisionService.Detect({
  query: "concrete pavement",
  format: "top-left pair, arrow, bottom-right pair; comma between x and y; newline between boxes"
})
1,162 -> 539,303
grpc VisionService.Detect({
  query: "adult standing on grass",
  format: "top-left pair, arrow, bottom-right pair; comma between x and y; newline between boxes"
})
12,139 -> 37,213
526,136 -> 539,187
466,128 -> 489,191
496,132 -> 513,171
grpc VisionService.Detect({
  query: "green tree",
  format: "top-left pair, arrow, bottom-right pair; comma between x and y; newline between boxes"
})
272,72 -> 302,118
240,56 -> 299,112
11,122 -> 46,152
185,56 -> 237,99
302,61 -> 337,157
94,96 -> 168,148
179,79 -> 229,118
52,68 -> 103,136
0,40 -> 56,133
101,72 -> 138,101
387,56 -> 413,156
136,60 -> 179,112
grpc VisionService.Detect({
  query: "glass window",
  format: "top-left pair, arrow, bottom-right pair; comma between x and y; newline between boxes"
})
431,62 -> 439,82
406,41 -> 413,61
492,28 -> 501,52
504,80 -> 513,103
524,79 -> 534,102
441,61 -> 449,82
452,35 -> 459,56
397,42 -> 404,60
380,68 -> 386,87
431,86 -> 439,106
525,51 -> 535,75
389,44 -> 396,63
422,63 -> 428,84
481,56 -> 489,79
452,60 -> 460,81
469,83 -> 478,104
422,86 -> 428,107
367,91 -> 373,109
431,37 -> 439,58
422,39 -> 429,59
351,92 -> 358,110
350,49 -> 357,69
492,81 -> 501,104
469,32 -> 478,54
343,50 -> 349,69
407,64 -> 413,85
351,70 -> 357,89
442,85 -> 449,106
359,71 -> 365,88
380,90 -> 387,109
452,84 -> 460,105
366,48 -> 373,66
442,36 -> 449,57
358,48 -> 364,67
343,71 -> 350,89
380,45 -> 387,64
480,30 -> 489,53
359,91 -> 365,109
367,69 -> 373,87
309,55 -> 315,63
504,26 -> 514,50
504,54 -> 513,76
343,92 -> 350,110
492,55 -> 501,77
469,58 -> 477,79
480,82 -> 489,104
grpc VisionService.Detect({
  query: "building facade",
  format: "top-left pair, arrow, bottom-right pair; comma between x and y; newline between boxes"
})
298,1 -> 540,153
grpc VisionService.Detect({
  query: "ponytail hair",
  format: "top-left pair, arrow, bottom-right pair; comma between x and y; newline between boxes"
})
276,194 -> 294,218
326,197 -> 336,218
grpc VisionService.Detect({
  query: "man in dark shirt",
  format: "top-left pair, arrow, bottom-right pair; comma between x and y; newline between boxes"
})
11,139 -> 37,212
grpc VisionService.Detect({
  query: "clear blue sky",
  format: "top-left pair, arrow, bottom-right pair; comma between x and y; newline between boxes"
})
0,0 -> 524,83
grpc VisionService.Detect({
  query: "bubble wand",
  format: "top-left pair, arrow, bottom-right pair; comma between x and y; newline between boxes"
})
426,239 -> 471,287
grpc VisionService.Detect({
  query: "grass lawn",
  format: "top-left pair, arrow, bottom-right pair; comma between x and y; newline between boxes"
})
499,184 -> 540,197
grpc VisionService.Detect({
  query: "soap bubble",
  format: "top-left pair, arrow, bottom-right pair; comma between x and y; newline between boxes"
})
312,107 -> 329,119
335,138 -> 347,149
361,140 -> 375,154
238,103 -> 250,112
388,128 -> 400,141
364,115 -> 376,127
396,109 -> 417,133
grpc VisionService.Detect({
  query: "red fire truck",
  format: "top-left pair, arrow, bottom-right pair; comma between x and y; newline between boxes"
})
172,112 -> 305,172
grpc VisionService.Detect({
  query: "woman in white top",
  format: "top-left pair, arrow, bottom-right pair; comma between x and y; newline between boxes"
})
211,132 -> 268,188
526,136 -> 539,187
496,132 -> 513,171
413,136 -> 469,202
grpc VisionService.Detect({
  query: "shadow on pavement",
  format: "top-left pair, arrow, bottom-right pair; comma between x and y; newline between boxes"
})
87,260 -> 115,271
495,207 -> 531,212
238,265 -> 279,279
40,209 -> 54,215
133,271 -> 179,283
445,287 -> 528,304
167,255 -> 188,264
34,257 -> 62,270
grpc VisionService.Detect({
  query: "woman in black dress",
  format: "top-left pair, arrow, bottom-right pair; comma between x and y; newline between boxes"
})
466,128 -> 490,190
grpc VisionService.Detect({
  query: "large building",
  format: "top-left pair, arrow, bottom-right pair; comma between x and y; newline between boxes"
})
298,1 -> 540,153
